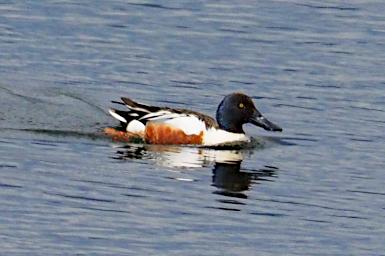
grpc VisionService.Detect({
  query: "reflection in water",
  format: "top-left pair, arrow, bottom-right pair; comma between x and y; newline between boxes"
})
112,143 -> 279,199
213,161 -> 278,199
213,161 -> 249,198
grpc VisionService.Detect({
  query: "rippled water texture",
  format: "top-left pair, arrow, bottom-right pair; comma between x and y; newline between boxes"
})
1,1 -> 385,255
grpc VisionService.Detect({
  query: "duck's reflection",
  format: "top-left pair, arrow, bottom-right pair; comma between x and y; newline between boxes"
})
112,143 -> 278,198
212,161 -> 278,199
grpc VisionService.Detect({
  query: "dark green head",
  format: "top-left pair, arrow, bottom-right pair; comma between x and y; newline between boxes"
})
216,93 -> 282,134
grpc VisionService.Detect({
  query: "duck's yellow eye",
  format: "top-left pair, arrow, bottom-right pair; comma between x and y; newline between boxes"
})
239,103 -> 244,109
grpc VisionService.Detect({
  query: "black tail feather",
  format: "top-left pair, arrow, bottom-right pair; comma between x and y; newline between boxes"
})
121,97 -> 161,113
111,100 -> 125,105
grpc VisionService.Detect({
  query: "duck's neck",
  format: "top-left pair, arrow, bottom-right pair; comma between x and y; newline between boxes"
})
216,99 -> 245,134
216,114 -> 244,134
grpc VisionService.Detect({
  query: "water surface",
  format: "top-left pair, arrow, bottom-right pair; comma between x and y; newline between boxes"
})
1,1 -> 385,255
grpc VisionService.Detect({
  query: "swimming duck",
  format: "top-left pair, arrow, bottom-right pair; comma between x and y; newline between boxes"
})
105,92 -> 282,145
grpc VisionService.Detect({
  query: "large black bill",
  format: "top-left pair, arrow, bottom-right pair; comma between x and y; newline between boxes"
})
249,115 -> 283,132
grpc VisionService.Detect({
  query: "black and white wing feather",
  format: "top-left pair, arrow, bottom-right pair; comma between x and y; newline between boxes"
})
109,97 -> 218,135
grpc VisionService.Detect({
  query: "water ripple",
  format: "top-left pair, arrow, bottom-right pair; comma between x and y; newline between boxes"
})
46,192 -> 115,203
1,0 -> 385,255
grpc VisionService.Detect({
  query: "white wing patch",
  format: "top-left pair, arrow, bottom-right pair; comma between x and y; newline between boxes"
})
163,115 -> 206,135
109,109 -> 127,123
148,114 -> 206,136
140,110 -> 174,120
150,113 -> 184,121
125,105 -> 150,113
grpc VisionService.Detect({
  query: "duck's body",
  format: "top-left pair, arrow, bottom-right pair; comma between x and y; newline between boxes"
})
105,93 -> 282,146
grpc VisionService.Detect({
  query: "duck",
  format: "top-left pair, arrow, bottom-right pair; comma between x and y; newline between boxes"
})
104,92 -> 282,146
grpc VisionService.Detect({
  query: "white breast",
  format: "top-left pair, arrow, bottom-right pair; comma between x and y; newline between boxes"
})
202,128 -> 250,146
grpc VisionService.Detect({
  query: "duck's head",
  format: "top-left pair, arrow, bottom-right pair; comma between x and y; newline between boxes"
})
216,93 -> 282,134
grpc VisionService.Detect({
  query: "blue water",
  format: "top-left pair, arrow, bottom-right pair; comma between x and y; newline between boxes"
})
1,1 -> 385,255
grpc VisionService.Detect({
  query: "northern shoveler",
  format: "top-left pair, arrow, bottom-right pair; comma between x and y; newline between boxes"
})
104,92 -> 282,146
